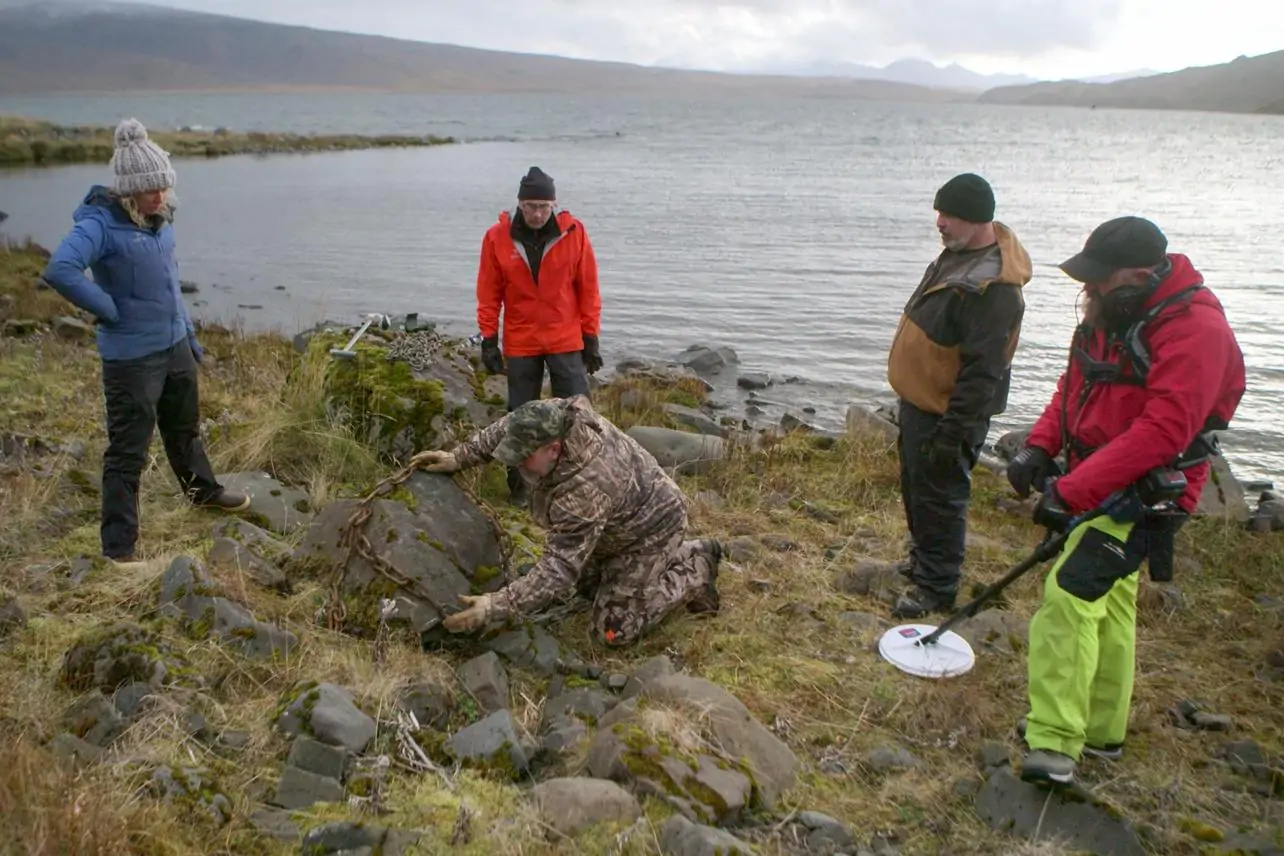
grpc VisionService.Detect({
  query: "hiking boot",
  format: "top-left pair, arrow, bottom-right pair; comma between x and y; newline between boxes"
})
1020,749 -> 1077,785
1016,718 -> 1125,761
891,585 -> 956,620
687,539 -> 723,615
194,490 -> 250,512
106,552 -> 147,570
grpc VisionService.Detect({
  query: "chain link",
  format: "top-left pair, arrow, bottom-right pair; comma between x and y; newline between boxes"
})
325,459 -> 514,633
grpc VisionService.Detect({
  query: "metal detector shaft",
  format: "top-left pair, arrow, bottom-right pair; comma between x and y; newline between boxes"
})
915,529 -> 1069,648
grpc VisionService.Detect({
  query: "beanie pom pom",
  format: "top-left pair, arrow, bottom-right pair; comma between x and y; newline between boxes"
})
114,118 -> 150,148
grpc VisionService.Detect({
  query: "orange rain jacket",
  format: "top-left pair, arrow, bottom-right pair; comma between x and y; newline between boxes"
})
476,209 -> 602,357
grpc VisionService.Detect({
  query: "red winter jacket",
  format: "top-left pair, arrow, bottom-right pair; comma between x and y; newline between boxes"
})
1026,254 -> 1245,514
476,210 -> 601,358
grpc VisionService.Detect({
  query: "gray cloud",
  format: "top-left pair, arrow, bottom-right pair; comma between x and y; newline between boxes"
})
148,0 -> 1125,68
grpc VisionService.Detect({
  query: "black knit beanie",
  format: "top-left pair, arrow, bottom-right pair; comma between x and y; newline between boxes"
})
933,173 -> 995,224
518,166 -> 556,201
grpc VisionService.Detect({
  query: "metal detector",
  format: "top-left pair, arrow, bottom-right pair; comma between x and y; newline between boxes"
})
330,313 -> 390,360
878,527 -> 1075,678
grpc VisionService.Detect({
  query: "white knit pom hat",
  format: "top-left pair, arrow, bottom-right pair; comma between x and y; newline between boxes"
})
110,118 -> 176,195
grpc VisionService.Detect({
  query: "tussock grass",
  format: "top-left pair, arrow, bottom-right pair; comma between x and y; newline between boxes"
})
2,243 -> 1283,854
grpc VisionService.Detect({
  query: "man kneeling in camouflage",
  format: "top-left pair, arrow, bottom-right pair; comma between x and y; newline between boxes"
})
412,395 -> 723,645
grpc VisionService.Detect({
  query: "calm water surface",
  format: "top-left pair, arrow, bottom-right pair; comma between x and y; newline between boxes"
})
1,92 -> 1281,484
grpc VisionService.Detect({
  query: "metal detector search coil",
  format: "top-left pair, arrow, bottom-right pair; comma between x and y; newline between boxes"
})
878,623 -> 977,679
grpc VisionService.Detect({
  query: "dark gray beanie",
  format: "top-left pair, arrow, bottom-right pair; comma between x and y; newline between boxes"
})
518,166 -> 555,201
933,173 -> 995,224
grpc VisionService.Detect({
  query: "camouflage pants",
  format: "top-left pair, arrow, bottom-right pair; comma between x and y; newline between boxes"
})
586,532 -> 717,646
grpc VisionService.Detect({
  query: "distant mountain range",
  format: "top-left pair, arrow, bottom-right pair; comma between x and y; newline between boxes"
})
978,51 -> 1284,114
0,1 -> 957,102
740,58 -> 1159,91
0,1 -> 1278,115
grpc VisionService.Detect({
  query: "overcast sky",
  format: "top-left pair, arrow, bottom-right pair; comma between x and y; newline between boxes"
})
146,0 -> 1280,80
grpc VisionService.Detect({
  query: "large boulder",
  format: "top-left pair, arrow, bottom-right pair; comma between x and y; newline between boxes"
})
310,327 -> 504,461
1197,453 -> 1251,523
626,426 -> 727,476
586,671 -> 798,820
845,403 -> 898,444
290,471 -> 505,636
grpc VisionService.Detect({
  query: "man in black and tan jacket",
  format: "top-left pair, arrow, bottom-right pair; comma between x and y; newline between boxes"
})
885,173 -> 1032,619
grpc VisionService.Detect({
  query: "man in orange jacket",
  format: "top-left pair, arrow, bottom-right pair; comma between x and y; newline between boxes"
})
476,166 -> 603,504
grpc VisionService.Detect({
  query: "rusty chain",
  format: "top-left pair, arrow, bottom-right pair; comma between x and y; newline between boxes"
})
325,458 -> 514,634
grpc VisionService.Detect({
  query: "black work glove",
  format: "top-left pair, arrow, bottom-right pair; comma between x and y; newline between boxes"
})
480,336 -> 504,374
920,430 -> 962,470
582,334 -> 603,374
1007,446 -> 1059,498
1032,479 -> 1075,533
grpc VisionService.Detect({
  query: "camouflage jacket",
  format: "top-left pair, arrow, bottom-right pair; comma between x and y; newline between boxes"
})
453,396 -> 688,618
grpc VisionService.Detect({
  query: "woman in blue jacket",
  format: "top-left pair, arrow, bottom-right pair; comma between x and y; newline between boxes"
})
43,118 -> 248,563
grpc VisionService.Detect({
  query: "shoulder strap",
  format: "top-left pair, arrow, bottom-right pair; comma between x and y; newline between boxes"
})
1123,285 -> 1206,383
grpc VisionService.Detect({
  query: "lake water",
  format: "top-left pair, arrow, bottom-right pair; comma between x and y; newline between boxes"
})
2,92 -> 1282,485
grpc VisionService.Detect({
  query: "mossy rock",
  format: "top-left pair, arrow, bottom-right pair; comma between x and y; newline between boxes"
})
306,329 -> 501,462
60,621 -> 200,692
308,334 -> 446,459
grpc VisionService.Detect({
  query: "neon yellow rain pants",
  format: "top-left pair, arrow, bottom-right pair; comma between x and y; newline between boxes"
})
1025,514 -> 1149,760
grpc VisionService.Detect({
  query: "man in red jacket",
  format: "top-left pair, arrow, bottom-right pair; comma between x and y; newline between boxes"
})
1007,216 -> 1245,786
476,166 -> 603,504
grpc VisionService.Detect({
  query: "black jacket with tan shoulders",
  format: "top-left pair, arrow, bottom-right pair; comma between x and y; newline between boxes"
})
886,223 -> 1032,439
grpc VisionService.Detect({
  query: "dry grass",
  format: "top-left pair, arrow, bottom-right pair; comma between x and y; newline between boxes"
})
2,243 -> 1283,854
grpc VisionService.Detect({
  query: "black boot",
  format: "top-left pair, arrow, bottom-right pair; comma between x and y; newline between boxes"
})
891,585 -> 956,620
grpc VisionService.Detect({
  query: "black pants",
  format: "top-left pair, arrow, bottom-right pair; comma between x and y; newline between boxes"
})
100,341 -> 222,558
505,351 -> 589,493
897,399 -> 989,595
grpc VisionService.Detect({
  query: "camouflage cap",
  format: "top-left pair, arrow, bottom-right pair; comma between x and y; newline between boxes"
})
492,399 -> 567,466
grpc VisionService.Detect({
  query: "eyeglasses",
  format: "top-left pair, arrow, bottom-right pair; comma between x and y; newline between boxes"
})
519,202 -> 554,213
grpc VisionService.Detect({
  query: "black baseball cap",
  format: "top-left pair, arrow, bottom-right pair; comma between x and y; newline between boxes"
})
1059,216 -> 1168,283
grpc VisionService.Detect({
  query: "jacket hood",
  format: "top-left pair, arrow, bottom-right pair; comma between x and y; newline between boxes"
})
73,184 -> 121,224
993,222 -> 1033,288
75,184 -> 175,227
1149,253 -> 1211,306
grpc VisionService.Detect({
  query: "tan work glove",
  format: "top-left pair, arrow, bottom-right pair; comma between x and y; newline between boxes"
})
410,450 -> 459,473
442,594 -> 493,633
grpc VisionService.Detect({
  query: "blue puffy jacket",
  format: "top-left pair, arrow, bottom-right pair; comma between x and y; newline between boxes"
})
43,185 -> 195,362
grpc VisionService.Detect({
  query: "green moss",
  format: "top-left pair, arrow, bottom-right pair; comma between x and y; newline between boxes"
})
346,775 -> 375,798
664,389 -> 702,409
1180,818 -> 1225,842
186,604 -> 217,640
60,621 -> 200,691
338,577 -> 401,638
470,563 -> 503,592
271,679 -> 320,729
386,484 -> 418,510
311,335 -> 447,459
412,729 -> 450,765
